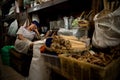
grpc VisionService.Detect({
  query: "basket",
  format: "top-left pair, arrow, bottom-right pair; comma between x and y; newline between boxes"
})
59,54 -> 74,80
41,53 -> 61,72
59,54 -> 120,80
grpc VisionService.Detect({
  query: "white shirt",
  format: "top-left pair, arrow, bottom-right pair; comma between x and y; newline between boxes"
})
16,26 -> 36,41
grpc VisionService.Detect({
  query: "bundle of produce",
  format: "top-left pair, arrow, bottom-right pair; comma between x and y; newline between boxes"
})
78,20 -> 89,27
45,35 -> 87,54
69,39 -> 86,50
59,35 -> 78,41
97,0 -> 119,18
67,51 -> 113,66
72,10 -> 93,28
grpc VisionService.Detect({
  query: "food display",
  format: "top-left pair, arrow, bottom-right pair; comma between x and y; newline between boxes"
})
67,51 -> 113,66
78,19 -> 89,27
45,35 -> 87,54
59,51 -> 120,80
44,35 -> 119,67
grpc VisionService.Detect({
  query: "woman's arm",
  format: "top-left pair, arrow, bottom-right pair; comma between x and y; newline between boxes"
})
34,29 -> 41,39
34,29 -> 40,36
18,34 -> 34,48
17,34 -> 28,40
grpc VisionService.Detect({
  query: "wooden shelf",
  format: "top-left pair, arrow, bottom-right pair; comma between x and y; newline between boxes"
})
27,0 -> 68,13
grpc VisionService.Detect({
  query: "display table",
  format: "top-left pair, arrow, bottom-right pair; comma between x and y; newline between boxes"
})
28,39 -> 120,80
42,53 -> 120,80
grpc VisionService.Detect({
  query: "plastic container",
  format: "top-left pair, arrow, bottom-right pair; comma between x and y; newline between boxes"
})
0,46 -> 14,65
41,53 -> 61,72
59,54 -> 120,80
59,54 -> 74,80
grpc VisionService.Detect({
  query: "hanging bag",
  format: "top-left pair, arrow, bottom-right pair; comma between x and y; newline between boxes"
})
8,19 -> 18,37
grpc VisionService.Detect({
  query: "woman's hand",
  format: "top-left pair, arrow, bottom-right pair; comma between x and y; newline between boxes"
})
34,29 -> 41,40
30,42 -> 34,49
34,29 -> 40,35
33,28 -> 38,32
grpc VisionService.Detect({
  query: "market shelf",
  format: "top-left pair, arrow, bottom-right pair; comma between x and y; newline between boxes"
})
27,0 -> 68,13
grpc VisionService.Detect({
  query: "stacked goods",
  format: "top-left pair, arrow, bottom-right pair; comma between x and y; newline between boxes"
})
58,35 -> 86,50
97,0 -> 119,18
97,0 -> 111,18
46,35 -> 87,54
59,52 -> 120,80
67,51 -> 112,66
69,40 -> 86,50
59,54 -> 74,79
59,35 -> 78,41
72,10 -> 93,28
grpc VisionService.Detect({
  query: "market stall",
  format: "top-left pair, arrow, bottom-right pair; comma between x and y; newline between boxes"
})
39,0 -> 120,79
0,0 -> 120,80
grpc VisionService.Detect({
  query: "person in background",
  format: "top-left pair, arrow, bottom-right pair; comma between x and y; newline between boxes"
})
14,20 -> 41,54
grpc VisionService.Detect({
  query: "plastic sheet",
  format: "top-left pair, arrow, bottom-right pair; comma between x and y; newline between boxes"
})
28,40 -> 50,80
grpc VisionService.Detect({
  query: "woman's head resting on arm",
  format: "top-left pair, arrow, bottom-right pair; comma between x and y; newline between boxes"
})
32,20 -> 40,28
28,20 -> 40,31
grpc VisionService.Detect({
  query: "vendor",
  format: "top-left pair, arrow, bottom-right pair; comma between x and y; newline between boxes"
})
14,20 -> 41,54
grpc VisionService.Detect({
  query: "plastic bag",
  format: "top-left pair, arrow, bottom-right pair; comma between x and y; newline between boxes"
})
14,39 -> 32,54
58,28 -> 86,39
8,4 -> 15,15
92,7 -> 120,48
8,19 -> 18,37
32,14 -> 40,23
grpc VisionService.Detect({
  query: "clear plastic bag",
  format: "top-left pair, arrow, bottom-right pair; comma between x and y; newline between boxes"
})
8,19 -> 18,37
